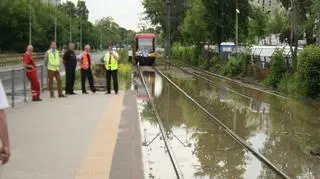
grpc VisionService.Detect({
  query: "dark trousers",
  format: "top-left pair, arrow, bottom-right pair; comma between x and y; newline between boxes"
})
81,69 -> 95,93
106,69 -> 118,93
48,70 -> 63,98
65,66 -> 76,94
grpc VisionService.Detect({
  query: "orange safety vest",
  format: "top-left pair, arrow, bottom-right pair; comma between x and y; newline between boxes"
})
80,51 -> 89,70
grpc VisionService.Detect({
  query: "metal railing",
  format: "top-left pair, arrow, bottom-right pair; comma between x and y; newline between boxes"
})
0,53 -> 46,68
0,64 -> 47,108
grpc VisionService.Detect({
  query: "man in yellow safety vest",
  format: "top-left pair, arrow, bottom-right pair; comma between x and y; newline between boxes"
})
45,41 -> 65,98
104,45 -> 119,94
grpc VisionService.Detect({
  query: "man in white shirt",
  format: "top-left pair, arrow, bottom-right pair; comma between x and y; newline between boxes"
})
128,47 -> 133,63
0,80 -> 10,164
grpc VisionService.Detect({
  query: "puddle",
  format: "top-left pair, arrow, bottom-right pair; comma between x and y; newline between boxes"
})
134,67 -> 280,179
157,65 -> 320,178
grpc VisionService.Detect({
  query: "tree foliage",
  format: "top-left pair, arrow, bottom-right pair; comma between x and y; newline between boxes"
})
267,9 -> 289,35
0,0 -> 135,52
296,46 -> 320,98
179,0 -> 207,45
247,7 -> 268,44
142,0 -> 187,42
202,0 -> 251,45
264,50 -> 286,88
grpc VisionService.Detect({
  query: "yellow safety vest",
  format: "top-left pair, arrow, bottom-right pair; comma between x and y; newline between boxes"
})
104,51 -> 119,70
47,49 -> 60,71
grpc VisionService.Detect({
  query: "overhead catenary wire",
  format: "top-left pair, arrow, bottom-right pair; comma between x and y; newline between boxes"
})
154,66 -> 290,179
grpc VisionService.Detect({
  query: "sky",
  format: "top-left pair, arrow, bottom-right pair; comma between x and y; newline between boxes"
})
66,0 -> 144,31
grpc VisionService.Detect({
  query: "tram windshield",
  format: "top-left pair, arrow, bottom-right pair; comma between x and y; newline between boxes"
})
137,38 -> 153,52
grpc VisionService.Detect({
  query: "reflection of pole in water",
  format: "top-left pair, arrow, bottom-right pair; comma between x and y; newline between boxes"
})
167,80 -> 170,124
142,71 -> 156,96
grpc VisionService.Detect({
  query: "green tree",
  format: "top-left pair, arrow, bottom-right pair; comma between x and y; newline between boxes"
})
280,0 -> 314,71
76,0 -> 89,21
180,0 -> 207,45
247,7 -> 268,44
142,0 -> 187,42
267,9 -> 289,35
202,0 -> 251,48
311,0 -> 320,39
0,0 -> 30,52
59,1 -> 77,18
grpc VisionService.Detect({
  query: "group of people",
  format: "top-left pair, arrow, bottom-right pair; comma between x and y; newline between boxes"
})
0,42 -> 122,165
23,42 -> 121,102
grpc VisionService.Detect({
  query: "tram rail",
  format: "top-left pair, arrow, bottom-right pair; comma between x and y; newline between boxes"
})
161,59 -> 288,100
153,66 -> 290,179
137,65 -> 184,179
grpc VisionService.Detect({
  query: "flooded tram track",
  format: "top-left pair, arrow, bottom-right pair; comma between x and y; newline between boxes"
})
162,59 -> 288,100
152,66 -> 290,179
136,64 -> 319,178
137,65 -> 184,179
136,66 -> 283,178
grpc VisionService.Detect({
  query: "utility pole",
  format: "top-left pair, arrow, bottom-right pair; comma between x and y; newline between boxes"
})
54,0 -> 57,43
166,0 -> 171,69
69,18 -> 72,43
29,0 -> 32,45
235,0 -> 239,53
100,28 -> 102,50
80,21 -> 82,50
289,0 -> 298,70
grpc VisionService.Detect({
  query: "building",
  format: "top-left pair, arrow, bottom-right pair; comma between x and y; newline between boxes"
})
250,0 -> 283,12
43,0 -> 61,6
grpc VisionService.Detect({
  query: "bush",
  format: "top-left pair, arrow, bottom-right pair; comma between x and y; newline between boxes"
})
239,53 -> 251,77
117,49 -> 128,63
171,43 -> 196,64
296,46 -> 320,98
222,57 -> 243,77
279,73 -> 298,95
263,50 -> 286,88
221,53 -> 250,77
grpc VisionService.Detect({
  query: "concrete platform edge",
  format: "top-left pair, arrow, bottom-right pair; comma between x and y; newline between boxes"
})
109,90 -> 144,179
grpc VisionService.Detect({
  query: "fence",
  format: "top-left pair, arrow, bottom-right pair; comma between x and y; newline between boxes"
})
0,64 -> 47,108
0,53 -> 46,68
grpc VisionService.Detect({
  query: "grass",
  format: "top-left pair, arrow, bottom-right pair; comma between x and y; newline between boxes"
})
56,63 -> 133,91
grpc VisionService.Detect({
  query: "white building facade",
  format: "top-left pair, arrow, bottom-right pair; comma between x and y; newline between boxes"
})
43,0 -> 61,6
250,0 -> 283,12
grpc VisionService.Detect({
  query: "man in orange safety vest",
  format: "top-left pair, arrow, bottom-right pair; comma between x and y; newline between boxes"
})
79,45 -> 96,94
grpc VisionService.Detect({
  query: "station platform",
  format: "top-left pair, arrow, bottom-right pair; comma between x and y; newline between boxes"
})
2,91 -> 144,179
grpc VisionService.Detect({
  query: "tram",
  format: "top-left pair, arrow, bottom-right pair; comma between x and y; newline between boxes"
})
134,33 -> 156,66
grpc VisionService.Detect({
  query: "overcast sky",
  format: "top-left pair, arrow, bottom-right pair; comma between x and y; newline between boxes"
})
67,0 -> 144,31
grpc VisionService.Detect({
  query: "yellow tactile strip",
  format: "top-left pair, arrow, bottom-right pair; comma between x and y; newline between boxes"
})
75,94 -> 124,179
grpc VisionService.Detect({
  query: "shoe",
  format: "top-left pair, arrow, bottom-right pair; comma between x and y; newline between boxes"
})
70,92 -> 77,95
59,95 -> 66,98
32,98 -> 42,102
92,90 -> 97,94
50,96 -> 55,99
115,91 -> 118,95
83,92 -> 88,94
105,92 -> 111,94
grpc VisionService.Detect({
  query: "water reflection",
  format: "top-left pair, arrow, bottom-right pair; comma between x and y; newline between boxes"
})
163,68 -> 320,178
135,68 -> 279,178
134,68 -> 176,178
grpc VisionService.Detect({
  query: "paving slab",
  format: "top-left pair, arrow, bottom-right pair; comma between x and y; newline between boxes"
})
1,90 -> 143,179
109,91 -> 144,179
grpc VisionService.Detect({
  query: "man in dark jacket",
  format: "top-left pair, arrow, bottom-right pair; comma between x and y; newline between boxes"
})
63,43 -> 77,95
